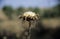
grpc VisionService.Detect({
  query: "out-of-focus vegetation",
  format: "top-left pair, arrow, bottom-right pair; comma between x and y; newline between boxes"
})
0,2 -> 60,39
2,4 -> 60,20
2,6 -> 13,19
43,4 -> 60,18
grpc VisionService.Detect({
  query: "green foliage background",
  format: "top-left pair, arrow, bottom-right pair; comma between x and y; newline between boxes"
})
2,4 -> 60,19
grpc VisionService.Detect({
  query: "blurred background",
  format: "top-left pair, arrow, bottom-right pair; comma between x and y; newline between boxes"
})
0,0 -> 60,39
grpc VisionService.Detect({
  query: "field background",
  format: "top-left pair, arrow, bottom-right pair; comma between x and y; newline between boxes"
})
0,0 -> 60,39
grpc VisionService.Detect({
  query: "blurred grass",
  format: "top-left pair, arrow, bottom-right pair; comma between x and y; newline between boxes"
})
0,4 -> 60,39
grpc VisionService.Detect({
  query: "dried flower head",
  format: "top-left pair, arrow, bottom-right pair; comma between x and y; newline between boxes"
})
19,11 -> 39,21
